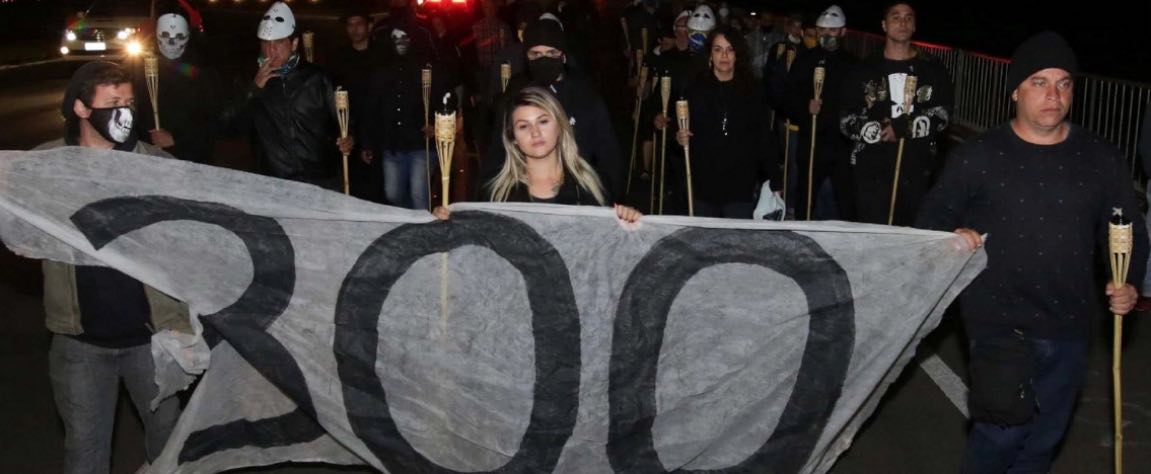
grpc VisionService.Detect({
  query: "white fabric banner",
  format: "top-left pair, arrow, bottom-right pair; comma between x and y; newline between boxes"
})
0,148 -> 985,473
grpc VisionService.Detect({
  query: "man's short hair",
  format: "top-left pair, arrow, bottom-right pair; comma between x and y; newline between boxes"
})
76,63 -> 132,108
340,9 -> 372,24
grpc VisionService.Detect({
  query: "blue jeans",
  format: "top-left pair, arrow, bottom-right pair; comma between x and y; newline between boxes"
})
383,149 -> 430,211
961,337 -> 1088,474
49,335 -> 180,474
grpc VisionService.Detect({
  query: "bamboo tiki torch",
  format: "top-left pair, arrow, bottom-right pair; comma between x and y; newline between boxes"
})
806,66 -> 825,220
626,64 -> 647,195
302,31 -> 314,63
144,56 -> 160,130
781,48 -> 797,208
1109,208 -> 1133,474
435,94 -> 456,210
676,99 -> 694,217
658,75 -> 671,214
500,62 -> 511,93
422,66 -> 433,210
888,75 -> 918,225
335,89 -> 351,195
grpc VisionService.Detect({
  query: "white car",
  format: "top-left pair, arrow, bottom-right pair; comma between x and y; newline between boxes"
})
60,0 -> 148,58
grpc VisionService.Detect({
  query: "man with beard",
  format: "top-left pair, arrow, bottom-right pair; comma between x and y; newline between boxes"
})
362,11 -> 450,210
133,11 -> 220,164
783,5 -> 855,220
33,61 -> 191,474
483,18 -> 624,199
226,2 -> 353,187
839,2 -> 952,225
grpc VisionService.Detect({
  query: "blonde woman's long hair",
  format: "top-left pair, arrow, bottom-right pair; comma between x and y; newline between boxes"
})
488,87 -> 607,205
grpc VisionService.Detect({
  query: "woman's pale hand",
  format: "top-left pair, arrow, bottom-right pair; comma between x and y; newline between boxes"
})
432,206 -> 451,220
614,204 -> 643,230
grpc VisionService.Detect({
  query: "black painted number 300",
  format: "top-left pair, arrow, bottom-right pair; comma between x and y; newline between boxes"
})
70,197 -> 855,473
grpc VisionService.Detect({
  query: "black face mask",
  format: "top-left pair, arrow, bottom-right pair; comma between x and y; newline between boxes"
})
528,57 -> 564,84
87,106 -> 134,144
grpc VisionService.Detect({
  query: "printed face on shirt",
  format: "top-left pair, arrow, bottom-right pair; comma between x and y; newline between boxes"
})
882,4 -> 916,43
710,34 -> 736,75
512,104 -> 559,159
1013,68 -> 1074,131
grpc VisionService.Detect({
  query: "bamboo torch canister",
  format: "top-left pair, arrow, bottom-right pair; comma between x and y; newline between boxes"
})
806,66 -> 825,220
676,99 -> 694,217
335,89 -> 351,195
1109,208 -> 1133,474
302,31 -> 314,63
144,56 -> 160,130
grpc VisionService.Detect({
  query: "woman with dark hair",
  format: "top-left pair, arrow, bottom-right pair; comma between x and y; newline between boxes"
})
435,87 -> 642,223
658,26 -> 780,218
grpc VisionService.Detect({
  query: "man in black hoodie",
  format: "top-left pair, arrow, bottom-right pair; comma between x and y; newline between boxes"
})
484,18 -> 624,199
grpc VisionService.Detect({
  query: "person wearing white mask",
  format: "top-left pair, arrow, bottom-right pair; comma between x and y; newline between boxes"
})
133,11 -> 220,164
227,1 -> 354,187
782,5 -> 856,220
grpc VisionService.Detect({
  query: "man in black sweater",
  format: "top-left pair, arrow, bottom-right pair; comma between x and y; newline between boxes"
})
916,31 -> 1147,473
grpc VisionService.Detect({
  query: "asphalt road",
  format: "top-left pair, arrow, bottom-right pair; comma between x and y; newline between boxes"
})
1,5 -> 1149,474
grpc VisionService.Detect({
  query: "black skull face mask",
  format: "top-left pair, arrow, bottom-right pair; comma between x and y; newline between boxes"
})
391,29 -> 411,56
87,106 -> 134,144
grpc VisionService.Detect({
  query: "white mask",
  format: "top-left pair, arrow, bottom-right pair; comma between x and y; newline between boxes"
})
391,29 -> 411,56
156,14 -> 189,60
687,5 -> 716,33
258,2 -> 296,41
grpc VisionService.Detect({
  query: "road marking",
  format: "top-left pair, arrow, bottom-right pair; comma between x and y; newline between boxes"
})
0,58 -> 65,72
920,354 -> 969,419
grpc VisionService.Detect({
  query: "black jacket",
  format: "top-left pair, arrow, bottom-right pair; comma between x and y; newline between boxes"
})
235,61 -> 341,181
783,47 -> 855,141
676,71 -> 780,204
363,54 -> 451,153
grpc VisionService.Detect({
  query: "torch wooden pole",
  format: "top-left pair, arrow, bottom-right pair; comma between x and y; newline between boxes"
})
888,75 -> 917,225
781,48 -> 797,211
676,99 -> 693,217
144,56 -> 160,130
335,89 -> 350,195
1109,209 -> 1133,474
626,62 -> 646,196
658,75 -> 671,215
806,67 -> 825,221
422,67 -> 432,210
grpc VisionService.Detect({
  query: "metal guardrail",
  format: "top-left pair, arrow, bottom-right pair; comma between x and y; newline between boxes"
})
844,31 -> 1151,180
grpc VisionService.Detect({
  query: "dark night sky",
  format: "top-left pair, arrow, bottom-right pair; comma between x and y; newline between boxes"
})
744,0 -> 1151,82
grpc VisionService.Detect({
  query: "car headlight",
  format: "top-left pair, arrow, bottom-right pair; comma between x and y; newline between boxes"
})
126,41 -> 142,55
66,30 -> 77,41
117,30 -> 129,40
60,46 -> 70,55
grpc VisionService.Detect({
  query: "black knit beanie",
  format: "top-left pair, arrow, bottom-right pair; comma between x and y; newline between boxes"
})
1006,31 -> 1079,91
522,19 -> 566,52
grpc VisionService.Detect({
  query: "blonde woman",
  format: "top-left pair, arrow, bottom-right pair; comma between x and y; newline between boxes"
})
435,87 -> 641,223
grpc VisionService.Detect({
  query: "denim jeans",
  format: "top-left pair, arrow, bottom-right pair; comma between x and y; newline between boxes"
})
49,335 -> 180,474
960,337 -> 1089,474
383,148 -> 430,211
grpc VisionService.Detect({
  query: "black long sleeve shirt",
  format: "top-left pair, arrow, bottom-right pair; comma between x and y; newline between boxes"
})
916,124 -> 1148,340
